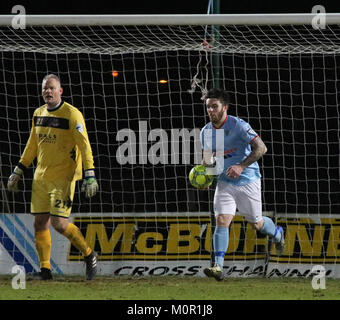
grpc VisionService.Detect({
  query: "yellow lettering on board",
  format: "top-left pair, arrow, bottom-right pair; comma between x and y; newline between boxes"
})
327,225 -> 340,257
167,224 -> 201,253
204,223 -> 211,252
283,224 -> 324,257
244,224 -> 268,254
85,223 -> 135,253
227,223 -> 241,253
136,232 -> 163,254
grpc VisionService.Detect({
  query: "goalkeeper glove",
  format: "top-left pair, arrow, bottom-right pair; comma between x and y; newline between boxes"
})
81,169 -> 99,198
7,166 -> 24,192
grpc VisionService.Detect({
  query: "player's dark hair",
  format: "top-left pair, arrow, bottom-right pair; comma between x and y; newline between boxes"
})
204,88 -> 231,105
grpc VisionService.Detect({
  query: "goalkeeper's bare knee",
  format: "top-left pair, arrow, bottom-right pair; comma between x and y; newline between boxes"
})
50,216 -> 69,234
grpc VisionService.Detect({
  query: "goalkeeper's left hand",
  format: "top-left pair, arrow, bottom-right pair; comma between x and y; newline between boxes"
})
7,166 -> 23,192
81,170 -> 99,198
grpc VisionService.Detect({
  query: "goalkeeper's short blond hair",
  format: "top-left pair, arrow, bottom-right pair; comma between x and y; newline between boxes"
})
42,73 -> 61,84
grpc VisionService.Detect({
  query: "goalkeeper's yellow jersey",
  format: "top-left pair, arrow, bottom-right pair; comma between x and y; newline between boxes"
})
19,101 -> 94,182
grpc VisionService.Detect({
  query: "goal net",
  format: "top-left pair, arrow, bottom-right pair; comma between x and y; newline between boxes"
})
0,14 -> 339,278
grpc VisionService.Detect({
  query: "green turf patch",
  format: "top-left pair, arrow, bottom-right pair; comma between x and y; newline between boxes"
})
0,275 -> 339,300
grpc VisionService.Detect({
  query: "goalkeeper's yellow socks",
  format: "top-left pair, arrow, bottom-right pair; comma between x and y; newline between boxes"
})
35,229 -> 52,270
63,223 -> 92,257
213,226 -> 229,268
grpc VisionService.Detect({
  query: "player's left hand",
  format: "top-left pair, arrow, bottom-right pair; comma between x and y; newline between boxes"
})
7,166 -> 23,192
226,164 -> 245,179
81,170 -> 99,198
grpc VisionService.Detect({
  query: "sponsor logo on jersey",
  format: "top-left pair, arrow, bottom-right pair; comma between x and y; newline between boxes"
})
75,123 -> 84,133
246,127 -> 257,136
34,116 -> 69,129
38,133 -> 57,144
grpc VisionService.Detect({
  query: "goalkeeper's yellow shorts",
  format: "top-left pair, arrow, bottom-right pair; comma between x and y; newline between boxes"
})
31,179 -> 76,218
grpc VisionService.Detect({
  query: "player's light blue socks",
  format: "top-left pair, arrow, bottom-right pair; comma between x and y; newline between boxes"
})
213,226 -> 229,268
259,216 -> 282,242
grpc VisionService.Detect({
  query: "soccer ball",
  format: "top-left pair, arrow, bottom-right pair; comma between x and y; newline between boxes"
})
189,165 -> 213,189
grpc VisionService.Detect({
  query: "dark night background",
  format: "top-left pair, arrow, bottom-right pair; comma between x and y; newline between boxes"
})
0,1 -> 339,216
0,0 -> 339,15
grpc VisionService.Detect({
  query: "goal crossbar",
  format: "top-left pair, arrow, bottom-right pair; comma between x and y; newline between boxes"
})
1,13 -> 340,26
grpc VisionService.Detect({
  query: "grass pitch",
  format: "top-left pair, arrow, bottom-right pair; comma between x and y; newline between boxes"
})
0,275 -> 339,300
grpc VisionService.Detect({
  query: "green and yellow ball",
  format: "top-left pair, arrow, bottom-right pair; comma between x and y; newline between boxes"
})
189,165 -> 213,189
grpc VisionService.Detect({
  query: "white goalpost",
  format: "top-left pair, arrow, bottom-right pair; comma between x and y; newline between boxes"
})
0,14 -> 340,278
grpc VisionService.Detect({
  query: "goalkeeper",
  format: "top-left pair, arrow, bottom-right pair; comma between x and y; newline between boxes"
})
201,88 -> 285,281
7,74 -> 99,280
